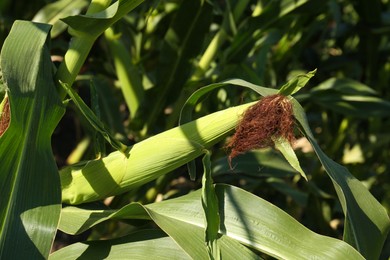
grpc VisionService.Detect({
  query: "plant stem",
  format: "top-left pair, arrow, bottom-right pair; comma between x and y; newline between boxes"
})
55,0 -> 112,100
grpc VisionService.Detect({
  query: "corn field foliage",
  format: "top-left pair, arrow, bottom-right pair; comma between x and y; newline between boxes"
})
0,0 -> 390,259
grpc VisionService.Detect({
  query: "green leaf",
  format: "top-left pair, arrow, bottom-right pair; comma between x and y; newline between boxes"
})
89,80 -> 106,157
49,229 -> 192,260
291,99 -> 390,259
60,81 -> 127,153
273,136 -> 307,180
145,0 -> 213,132
212,150 -> 297,178
61,0 -> 144,39
225,0 -> 319,62
32,0 -> 89,38
278,69 -> 317,96
0,21 -> 65,259
201,151 -> 221,259
104,27 -> 144,117
308,77 -> 390,117
55,0 -> 145,96
92,75 -> 126,137
58,185 -> 363,259
58,201 -> 259,259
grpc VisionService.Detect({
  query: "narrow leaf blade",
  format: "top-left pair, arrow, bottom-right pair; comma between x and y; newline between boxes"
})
60,81 -> 127,153
201,151 -> 221,259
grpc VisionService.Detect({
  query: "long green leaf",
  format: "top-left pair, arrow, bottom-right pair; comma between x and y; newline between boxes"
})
201,151 -> 221,259
49,230 -> 191,260
58,184 -> 363,259
104,27 -> 144,117
307,77 -> 390,117
0,21 -> 65,259
291,99 -> 390,259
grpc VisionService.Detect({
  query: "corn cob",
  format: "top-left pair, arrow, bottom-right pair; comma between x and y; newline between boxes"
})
61,102 -> 254,204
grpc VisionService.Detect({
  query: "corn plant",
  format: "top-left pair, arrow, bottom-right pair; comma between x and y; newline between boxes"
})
0,0 -> 389,259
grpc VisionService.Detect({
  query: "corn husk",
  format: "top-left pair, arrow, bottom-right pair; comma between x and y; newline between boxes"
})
61,102 -> 253,204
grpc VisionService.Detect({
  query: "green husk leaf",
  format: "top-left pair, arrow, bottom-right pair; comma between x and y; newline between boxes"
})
179,79 -> 276,179
60,102 -> 254,204
278,69 -> 317,96
273,136 -> 307,180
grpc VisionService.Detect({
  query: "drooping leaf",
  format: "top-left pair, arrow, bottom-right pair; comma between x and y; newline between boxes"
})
179,79 -> 276,125
32,0 -> 89,38
58,184 -> 363,259
55,0 -> 145,95
291,99 -> 390,259
0,21 -> 65,259
61,0 -> 145,39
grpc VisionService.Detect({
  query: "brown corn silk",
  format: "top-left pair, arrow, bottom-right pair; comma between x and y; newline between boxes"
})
0,96 -> 10,136
227,94 -> 295,163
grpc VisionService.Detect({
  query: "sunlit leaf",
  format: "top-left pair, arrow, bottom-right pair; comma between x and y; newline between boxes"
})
49,230 -> 191,260
0,21 -> 65,259
32,0 -> 88,38
58,185 -> 363,259
278,69 -> 316,96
